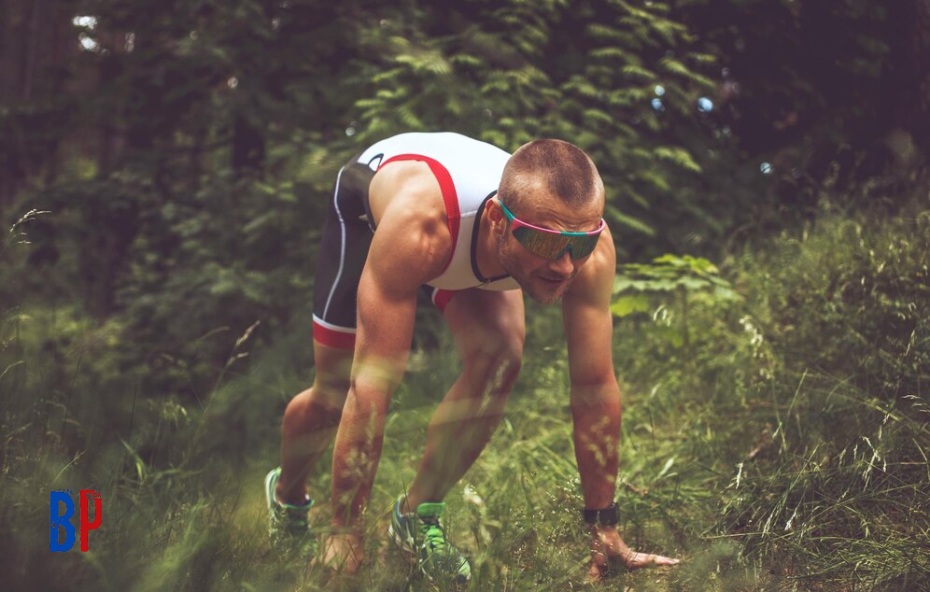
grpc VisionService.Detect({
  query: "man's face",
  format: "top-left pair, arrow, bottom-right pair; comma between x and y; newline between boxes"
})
493,192 -> 604,305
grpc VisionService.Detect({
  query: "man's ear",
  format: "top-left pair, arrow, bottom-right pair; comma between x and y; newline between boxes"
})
489,197 -> 507,221
487,198 -> 506,234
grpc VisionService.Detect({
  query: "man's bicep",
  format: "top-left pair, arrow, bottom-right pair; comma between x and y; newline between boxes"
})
564,299 -> 616,386
564,244 -> 617,386
352,208 -> 448,389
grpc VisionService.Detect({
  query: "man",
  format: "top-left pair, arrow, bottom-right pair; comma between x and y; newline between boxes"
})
264,132 -> 679,583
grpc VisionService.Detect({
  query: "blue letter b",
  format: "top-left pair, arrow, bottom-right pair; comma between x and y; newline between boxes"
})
50,492 -> 75,552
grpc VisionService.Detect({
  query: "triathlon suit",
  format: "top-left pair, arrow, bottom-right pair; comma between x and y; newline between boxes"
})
312,132 -> 520,350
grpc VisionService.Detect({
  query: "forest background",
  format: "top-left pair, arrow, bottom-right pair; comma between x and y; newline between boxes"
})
2,0 -> 929,591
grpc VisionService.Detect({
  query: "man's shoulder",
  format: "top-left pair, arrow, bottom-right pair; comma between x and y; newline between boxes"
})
370,160 -> 450,229
565,226 -> 617,307
365,163 -> 453,286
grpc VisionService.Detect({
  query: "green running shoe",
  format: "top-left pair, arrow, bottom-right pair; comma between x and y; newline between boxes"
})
264,467 -> 315,557
389,495 -> 471,584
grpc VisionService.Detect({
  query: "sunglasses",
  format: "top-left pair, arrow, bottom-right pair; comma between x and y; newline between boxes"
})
498,199 -> 606,261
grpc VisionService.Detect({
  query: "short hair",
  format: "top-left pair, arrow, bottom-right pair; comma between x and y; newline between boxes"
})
498,139 -> 604,212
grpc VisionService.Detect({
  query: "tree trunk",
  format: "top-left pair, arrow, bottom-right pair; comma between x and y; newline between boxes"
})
909,0 -> 930,157
886,0 -> 930,160
232,114 -> 265,178
19,0 -> 42,100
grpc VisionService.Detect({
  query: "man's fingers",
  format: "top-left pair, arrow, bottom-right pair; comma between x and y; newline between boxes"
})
315,534 -> 365,575
588,550 -> 681,581
617,551 -> 681,570
626,552 -> 680,568
587,528 -> 680,580
586,561 -> 605,582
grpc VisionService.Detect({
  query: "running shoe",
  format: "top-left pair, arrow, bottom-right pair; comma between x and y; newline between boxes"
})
264,467 -> 315,557
389,495 -> 471,584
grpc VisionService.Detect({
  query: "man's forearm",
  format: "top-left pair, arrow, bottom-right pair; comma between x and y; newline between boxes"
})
330,383 -> 391,529
570,381 -> 622,509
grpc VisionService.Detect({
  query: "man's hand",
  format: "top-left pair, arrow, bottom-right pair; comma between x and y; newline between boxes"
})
312,533 -> 365,576
586,524 -> 680,581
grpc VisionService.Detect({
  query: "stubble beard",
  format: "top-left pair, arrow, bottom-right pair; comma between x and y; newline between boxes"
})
498,239 -> 575,305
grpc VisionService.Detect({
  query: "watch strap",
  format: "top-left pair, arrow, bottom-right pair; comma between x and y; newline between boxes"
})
582,502 -> 619,526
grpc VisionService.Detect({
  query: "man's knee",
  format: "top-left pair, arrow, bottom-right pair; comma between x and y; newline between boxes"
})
284,375 -> 349,430
313,372 -> 351,406
312,342 -> 354,398
310,351 -> 353,410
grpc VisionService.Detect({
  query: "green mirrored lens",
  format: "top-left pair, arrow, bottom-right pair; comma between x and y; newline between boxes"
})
513,227 -> 599,260
567,235 -> 599,259
512,227 -> 569,259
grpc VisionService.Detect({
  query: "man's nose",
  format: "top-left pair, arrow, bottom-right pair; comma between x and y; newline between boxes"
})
548,251 -> 574,276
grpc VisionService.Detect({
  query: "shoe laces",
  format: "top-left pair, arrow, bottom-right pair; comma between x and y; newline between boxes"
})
419,518 -> 448,552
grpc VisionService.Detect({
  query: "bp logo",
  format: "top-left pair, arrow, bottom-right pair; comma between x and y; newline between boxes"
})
49,489 -> 102,552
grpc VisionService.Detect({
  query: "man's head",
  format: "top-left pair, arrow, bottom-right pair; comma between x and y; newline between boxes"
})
491,139 -> 606,304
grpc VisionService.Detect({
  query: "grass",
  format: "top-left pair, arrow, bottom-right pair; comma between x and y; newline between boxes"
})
2,201 -> 929,591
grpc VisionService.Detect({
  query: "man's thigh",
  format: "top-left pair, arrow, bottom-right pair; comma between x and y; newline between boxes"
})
312,159 -> 376,350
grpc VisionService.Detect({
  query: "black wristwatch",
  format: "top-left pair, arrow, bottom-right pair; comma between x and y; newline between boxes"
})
582,502 -> 619,526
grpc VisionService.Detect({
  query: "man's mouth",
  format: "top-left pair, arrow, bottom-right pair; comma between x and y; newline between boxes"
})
539,275 -> 567,285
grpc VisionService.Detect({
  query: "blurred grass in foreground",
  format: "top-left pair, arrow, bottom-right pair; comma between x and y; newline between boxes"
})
2,197 -> 929,591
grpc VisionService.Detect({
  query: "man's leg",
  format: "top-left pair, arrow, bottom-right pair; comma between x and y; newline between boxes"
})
279,155 -> 372,504
403,288 -> 525,511
276,340 -> 353,505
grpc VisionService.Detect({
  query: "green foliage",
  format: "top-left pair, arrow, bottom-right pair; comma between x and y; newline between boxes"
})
4,191 -> 929,591
709,202 -> 930,590
672,0 -> 927,220
3,0 -> 721,384
346,0 -> 715,244
114,174 -> 326,400
3,0 -> 930,590
735,205 -> 930,404
610,195 -> 930,590
611,253 -> 741,385
0,0 -> 723,406
612,253 -> 739,318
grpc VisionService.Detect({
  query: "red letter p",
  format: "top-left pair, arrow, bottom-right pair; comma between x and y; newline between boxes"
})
79,489 -> 102,552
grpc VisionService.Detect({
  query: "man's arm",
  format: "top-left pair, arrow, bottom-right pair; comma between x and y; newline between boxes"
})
563,227 -> 622,511
329,166 -> 450,532
563,228 -> 679,577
